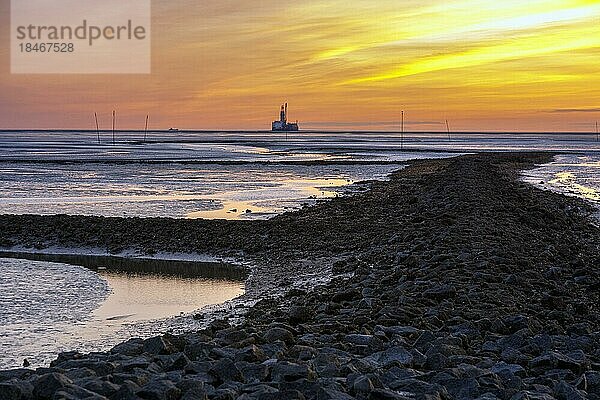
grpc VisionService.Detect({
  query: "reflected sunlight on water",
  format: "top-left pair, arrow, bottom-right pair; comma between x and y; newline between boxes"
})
0,164 -> 397,220
523,154 -> 600,206
0,258 -> 244,370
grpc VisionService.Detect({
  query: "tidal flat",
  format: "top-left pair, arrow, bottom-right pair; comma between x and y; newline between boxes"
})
0,152 -> 599,399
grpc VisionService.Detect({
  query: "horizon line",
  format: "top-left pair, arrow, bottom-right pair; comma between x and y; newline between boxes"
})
0,128 -> 599,135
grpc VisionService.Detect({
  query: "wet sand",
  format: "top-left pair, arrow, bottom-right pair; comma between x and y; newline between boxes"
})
1,152 -> 600,399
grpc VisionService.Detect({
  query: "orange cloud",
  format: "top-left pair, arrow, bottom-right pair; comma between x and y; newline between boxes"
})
0,0 -> 599,131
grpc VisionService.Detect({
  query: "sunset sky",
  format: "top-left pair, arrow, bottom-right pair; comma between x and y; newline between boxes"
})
1,0 -> 599,131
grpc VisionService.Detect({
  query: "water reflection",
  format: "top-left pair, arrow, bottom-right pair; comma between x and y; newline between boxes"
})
93,272 -> 243,323
186,177 -> 351,219
0,255 -> 245,369
524,155 -> 600,204
0,163 -> 397,220
548,171 -> 600,201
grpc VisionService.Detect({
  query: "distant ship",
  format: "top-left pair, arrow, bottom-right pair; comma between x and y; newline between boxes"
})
168,127 -> 179,132
272,103 -> 299,131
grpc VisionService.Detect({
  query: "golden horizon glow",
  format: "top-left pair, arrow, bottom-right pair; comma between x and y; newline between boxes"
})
0,0 -> 599,131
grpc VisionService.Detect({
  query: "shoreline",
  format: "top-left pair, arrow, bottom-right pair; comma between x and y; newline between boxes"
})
0,250 -> 248,281
1,152 -> 600,399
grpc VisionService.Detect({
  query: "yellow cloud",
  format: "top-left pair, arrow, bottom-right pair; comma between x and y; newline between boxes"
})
344,25 -> 600,83
314,0 -> 600,61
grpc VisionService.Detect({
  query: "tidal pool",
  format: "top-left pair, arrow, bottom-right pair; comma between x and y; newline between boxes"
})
0,256 -> 245,369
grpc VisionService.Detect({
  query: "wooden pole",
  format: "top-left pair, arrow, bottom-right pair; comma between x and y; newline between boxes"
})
596,121 -> 599,142
144,114 -> 149,143
446,119 -> 451,141
401,110 -> 404,150
112,110 -> 115,145
94,112 -> 100,144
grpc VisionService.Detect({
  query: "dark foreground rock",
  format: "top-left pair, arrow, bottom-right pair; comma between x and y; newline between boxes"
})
1,153 -> 600,399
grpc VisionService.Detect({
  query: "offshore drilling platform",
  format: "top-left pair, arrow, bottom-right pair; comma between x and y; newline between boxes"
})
272,103 -> 299,131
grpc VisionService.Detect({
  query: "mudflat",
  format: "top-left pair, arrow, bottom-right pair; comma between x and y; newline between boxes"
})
1,152 -> 599,400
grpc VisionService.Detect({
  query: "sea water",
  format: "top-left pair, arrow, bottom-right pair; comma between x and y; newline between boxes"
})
0,257 -> 244,369
2,130 -> 599,219
522,153 -> 600,213
0,130 -> 462,219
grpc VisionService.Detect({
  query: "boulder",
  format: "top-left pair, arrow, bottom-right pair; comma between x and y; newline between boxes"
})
270,361 -> 315,382
364,346 -> 413,368
263,327 -> 295,345
137,379 -> 181,400
33,372 -> 73,399
209,359 -> 244,384
529,352 -> 583,374
0,383 -> 22,400
111,338 -> 145,356
143,336 -> 174,355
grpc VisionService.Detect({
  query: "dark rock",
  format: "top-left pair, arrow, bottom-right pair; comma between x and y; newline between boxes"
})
184,341 -> 214,361
270,361 -> 315,382
431,372 -> 480,399
0,383 -> 22,400
289,345 -> 318,361
143,336 -> 174,355
235,345 -> 268,363
288,306 -> 313,324
111,338 -> 144,356
345,334 -> 376,346
388,378 -> 449,399
118,356 -> 151,372
258,389 -> 306,399
375,325 -> 420,337
56,359 -> 115,376
553,381 -> 586,400
77,378 -> 120,397
51,351 -> 84,367
212,388 -> 237,400
176,376 -> 210,396
162,353 -> 191,371
368,388 -> 414,399
109,381 -> 141,400
263,327 -> 295,345
53,384 -> 108,399
0,369 -> 33,382
137,379 -> 181,400
332,289 -> 361,303
209,359 -> 244,383
316,387 -> 354,399
258,341 -> 288,359
33,372 -> 73,399
352,375 -> 374,394
491,362 -> 527,378
236,361 -> 270,383
529,352 -> 583,374
503,315 -> 529,333
475,394 -> 500,400
111,372 -> 150,386
423,285 -> 456,300
364,346 -> 413,368
181,391 -> 209,400
510,391 -> 556,400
